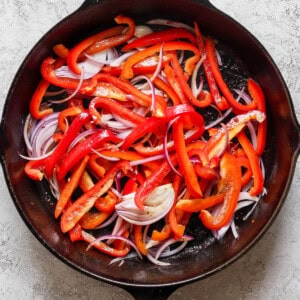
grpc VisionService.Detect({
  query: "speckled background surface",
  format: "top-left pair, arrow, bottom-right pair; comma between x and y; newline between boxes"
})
0,0 -> 299,299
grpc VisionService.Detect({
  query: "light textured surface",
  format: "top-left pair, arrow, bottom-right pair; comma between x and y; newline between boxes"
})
0,0 -> 299,299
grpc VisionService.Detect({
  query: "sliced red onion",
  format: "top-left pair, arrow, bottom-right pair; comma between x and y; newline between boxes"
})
131,75 -> 156,112
50,67 -> 85,104
115,184 -> 175,225
129,154 -> 165,167
68,129 -> 99,150
95,212 -> 118,229
84,47 -> 117,65
109,252 -> 139,266
44,89 -> 66,97
154,235 -> 193,259
204,107 -> 233,130
146,18 -> 195,32
146,252 -> 170,266
230,220 -> 239,239
23,114 -> 37,154
109,50 -> 137,67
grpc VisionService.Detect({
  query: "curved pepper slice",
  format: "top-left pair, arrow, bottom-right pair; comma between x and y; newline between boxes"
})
57,129 -> 121,181
206,37 -> 256,112
122,27 -> 197,51
200,151 -> 242,230
121,103 -> 204,150
120,41 -> 200,79
247,78 -> 267,156
29,79 -> 53,119
41,57 -> 97,94
67,15 -> 135,75
60,160 -> 131,233
89,97 -> 146,125
173,119 -> 202,198
237,131 -> 264,196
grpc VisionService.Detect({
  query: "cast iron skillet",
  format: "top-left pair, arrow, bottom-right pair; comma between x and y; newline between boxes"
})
1,0 -> 300,299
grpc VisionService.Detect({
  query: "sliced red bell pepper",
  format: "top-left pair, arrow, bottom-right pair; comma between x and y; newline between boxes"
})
173,119 -> 202,198
122,27 -> 197,51
24,158 -> 47,181
237,131 -> 264,196
96,73 -> 166,116
84,15 -> 135,55
41,57 -> 97,94
55,155 -> 89,219
89,97 -> 146,125
57,129 -> 121,181
58,106 -> 83,132
29,79 -> 53,119
176,192 -> 226,212
205,36 -> 257,112
60,160 -> 131,233
247,78 -> 267,156
66,25 -> 125,75
93,82 -> 126,101
120,41 -> 200,79
169,53 -> 212,108
94,191 -> 118,213
200,151 -> 242,230
152,73 -> 181,106
79,211 -> 111,229
133,225 -> 148,255
45,111 -> 91,178
164,63 -> 189,104
194,22 -> 229,110
121,103 -> 204,150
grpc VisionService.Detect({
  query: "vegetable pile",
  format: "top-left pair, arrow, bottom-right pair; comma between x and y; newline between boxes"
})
23,15 -> 267,266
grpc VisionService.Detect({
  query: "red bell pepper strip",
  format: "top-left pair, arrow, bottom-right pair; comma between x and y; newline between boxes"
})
120,41 -> 200,79
194,22 -> 229,110
205,36 -> 257,112
53,44 -> 69,58
173,119 -> 202,198
122,27 -> 197,51
164,63 -> 188,104
133,225 -> 148,255
133,125 -> 204,156
94,191 -> 118,213
45,111 -> 91,178
247,78 -> 267,156
96,73 -> 166,116
58,106 -> 83,132
29,79 -> 53,119
121,103 -> 204,150
84,15 -> 135,55
169,53 -> 213,108
237,131 -> 264,196
55,155 -> 89,218
200,151 -> 242,230
176,192 -> 226,212
24,158 -> 47,181
79,211 -> 112,229
93,82 -> 127,101
89,97 -> 146,125
82,230 -> 131,257
66,26 -> 125,75
57,129 -> 121,181
152,74 -> 181,106
60,160 -> 131,233
41,57 -> 98,94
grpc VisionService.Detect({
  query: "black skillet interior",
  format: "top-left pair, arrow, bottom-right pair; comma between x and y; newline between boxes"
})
1,0 -> 299,295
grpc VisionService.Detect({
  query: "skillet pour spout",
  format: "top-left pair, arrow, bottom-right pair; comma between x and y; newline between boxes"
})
0,0 -> 300,299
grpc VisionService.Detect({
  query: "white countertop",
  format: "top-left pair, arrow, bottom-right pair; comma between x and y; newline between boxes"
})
0,1 -> 299,299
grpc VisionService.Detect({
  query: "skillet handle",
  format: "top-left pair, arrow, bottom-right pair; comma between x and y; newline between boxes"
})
78,0 -> 216,10
123,286 -> 178,300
